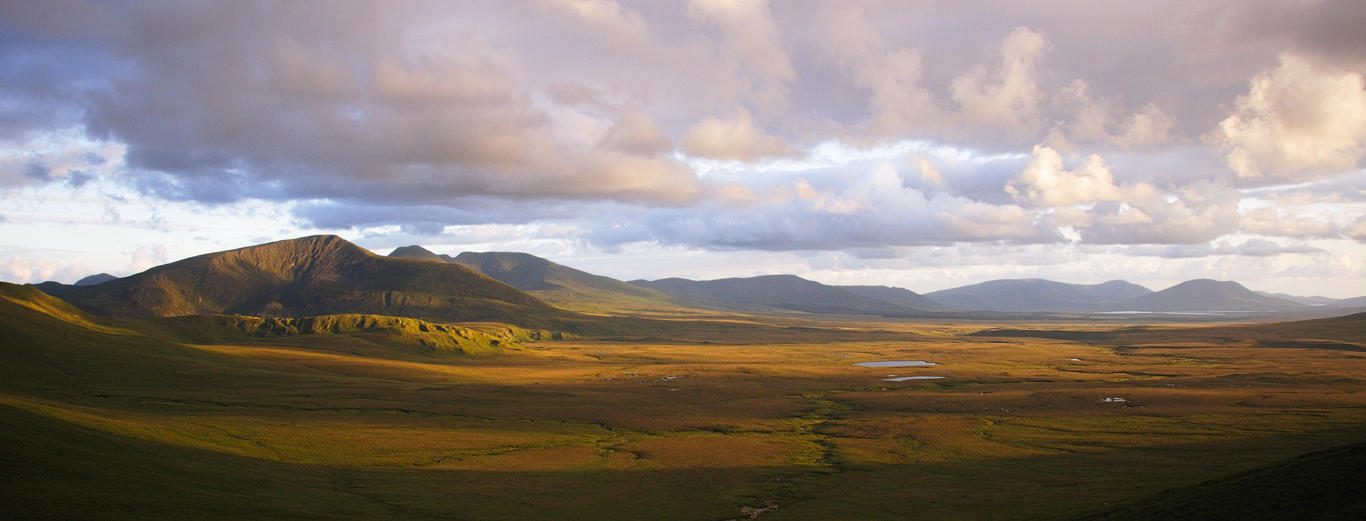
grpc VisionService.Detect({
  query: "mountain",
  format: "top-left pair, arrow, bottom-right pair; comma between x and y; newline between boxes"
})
388,247 -> 684,314
632,274 -> 939,315
1117,279 -> 1303,312
36,235 -> 560,326
1255,291 -> 1366,309
926,279 -> 1152,312
840,285 -> 947,311
388,245 -> 454,263
74,273 -> 118,286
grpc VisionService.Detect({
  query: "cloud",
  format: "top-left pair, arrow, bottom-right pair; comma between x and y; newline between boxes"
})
682,110 -> 797,162
950,27 -> 1051,136
538,0 -> 652,50
1239,206 -> 1339,238
0,255 -> 89,284
1348,215 -> 1366,242
1077,182 -> 1241,244
1006,145 -> 1154,207
1046,80 -> 1177,149
590,161 -> 1055,251
686,0 -> 795,114
600,111 -> 672,155
1210,53 -> 1366,184
1121,239 -> 1325,259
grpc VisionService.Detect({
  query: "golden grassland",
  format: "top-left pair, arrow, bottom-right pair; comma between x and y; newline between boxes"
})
2,285 -> 1365,520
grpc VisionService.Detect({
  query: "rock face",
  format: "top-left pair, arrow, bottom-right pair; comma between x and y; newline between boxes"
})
37,235 -> 559,326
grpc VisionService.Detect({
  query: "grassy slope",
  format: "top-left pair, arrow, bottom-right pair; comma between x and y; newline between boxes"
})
1069,440 -> 1366,521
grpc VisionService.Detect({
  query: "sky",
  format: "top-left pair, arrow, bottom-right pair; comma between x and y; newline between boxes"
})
2,1 -> 1366,297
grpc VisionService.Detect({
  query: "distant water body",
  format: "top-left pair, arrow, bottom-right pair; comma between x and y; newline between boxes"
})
883,376 -> 945,382
855,361 -> 937,367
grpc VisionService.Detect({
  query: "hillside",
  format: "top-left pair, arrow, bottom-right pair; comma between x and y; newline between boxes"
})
1071,440 -> 1366,521
37,236 -> 563,327
927,279 -> 1152,312
389,247 -> 686,314
632,275 -> 937,315
1116,279 -> 1302,312
840,285 -> 946,311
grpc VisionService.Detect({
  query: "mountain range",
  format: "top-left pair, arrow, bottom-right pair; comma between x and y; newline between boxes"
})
389,247 -> 686,314
28,236 -> 1362,323
37,235 -> 563,327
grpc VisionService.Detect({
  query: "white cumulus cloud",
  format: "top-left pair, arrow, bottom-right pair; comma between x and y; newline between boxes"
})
1211,53 -> 1366,184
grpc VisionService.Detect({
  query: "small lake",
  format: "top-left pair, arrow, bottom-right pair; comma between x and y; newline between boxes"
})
855,361 -> 937,367
883,376 -> 945,382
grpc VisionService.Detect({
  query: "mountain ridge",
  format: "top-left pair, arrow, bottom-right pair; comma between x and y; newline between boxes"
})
389,247 -> 686,314
631,274 -> 943,315
36,235 -> 563,327
927,278 -> 1153,312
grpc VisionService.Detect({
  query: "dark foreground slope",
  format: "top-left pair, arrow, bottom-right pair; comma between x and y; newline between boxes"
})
1070,440 -> 1366,521
396,248 -> 686,313
38,235 -> 563,327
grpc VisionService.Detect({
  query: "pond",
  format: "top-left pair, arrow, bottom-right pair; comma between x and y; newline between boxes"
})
854,360 -> 937,367
882,376 -> 945,382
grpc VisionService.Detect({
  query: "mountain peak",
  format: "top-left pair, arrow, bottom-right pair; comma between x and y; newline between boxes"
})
389,245 -> 447,262
73,273 -> 117,286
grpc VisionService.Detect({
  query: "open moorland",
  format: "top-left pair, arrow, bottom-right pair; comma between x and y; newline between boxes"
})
4,279 -> 1366,520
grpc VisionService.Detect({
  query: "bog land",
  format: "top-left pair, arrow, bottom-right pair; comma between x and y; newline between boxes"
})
3,281 -> 1366,520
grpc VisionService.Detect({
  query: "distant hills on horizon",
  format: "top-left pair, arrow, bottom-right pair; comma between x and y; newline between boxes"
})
29,235 -> 1366,322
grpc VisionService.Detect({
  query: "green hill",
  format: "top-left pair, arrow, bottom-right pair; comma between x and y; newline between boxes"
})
37,235 -> 564,328
390,246 -> 687,314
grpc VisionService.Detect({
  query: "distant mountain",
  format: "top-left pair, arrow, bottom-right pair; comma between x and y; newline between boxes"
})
388,245 -> 454,263
1255,291 -> 1366,309
389,247 -> 684,314
37,236 -> 560,326
74,273 -> 117,286
840,285 -> 947,311
1117,279 -> 1303,312
926,279 -> 1152,312
632,274 -> 940,315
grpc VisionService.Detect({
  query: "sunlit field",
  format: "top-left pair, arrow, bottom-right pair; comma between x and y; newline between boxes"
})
4,290 -> 1364,520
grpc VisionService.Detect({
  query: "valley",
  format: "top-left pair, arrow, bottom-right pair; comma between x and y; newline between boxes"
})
4,239 -> 1366,520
